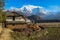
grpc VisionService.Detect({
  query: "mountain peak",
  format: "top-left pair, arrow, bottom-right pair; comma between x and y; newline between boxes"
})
20,5 -> 43,13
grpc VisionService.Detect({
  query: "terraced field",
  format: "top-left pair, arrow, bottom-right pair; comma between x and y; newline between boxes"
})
0,23 -> 60,40
38,22 -> 60,27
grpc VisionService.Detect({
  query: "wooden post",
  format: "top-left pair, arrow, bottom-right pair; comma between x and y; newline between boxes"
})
3,21 -> 6,28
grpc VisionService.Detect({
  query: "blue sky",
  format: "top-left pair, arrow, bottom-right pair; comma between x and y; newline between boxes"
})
4,0 -> 60,10
4,0 -> 60,19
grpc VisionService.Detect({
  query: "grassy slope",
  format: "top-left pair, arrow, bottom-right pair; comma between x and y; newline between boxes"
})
40,27 -> 60,40
0,27 -> 60,40
10,27 -> 60,40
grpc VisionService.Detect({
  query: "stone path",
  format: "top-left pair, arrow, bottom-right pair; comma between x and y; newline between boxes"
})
0,26 -> 13,40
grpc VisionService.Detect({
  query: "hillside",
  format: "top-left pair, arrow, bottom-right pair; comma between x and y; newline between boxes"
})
0,24 -> 60,40
0,24 -> 46,40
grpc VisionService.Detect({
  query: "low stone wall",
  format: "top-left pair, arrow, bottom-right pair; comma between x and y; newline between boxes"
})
6,23 -> 27,29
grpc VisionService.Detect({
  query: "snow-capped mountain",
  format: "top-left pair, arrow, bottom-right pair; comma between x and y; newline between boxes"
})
20,5 -> 48,16
7,5 -> 60,20
8,5 -> 48,16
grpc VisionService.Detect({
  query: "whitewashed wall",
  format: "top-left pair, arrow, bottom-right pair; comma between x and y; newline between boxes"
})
6,17 -> 13,21
6,19 -> 13,21
15,19 -> 25,21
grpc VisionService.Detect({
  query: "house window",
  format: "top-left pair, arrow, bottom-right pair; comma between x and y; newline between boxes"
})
6,17 -> 13,21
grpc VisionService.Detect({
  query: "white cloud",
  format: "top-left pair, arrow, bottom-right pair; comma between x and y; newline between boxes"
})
21,5 -> 43,9
20,5 -> 43,13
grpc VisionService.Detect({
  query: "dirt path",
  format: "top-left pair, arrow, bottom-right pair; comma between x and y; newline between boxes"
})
0,27 -> 13,40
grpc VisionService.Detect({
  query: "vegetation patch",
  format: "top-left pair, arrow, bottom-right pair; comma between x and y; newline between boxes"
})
10,27 -> 60,40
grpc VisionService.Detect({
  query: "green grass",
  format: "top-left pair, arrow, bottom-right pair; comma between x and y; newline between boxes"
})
10,27 -> 60,40
43,27 -> 60,40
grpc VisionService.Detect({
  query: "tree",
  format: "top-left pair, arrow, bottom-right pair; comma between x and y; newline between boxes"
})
0,0 -> 4,22
0,0 -> 8,28
0,0 -> 7,22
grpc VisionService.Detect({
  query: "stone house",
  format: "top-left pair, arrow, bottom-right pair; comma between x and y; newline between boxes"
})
4,11 -> 31,29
